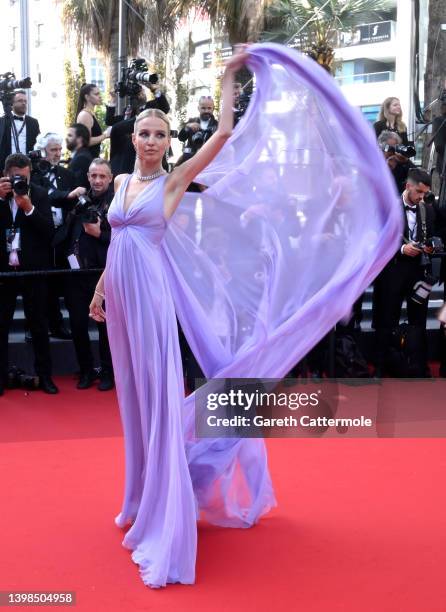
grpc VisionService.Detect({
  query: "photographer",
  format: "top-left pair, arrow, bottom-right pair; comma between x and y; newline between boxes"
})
177,96 -> 218,165
62,158 -> 114,391
378,130 -> 416,194
108,78 -> 170,176
31,132 -> 85,340
0,90 -> 40,172
0,153 -> 58,395
372,168 -> 438,376
66,124 -> 93,189
233,81 -> 251,126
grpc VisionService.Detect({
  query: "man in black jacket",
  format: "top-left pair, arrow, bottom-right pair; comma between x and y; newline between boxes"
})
108,85 -> 170,175
0,91 -> 40,172
62,158 -> 114,391
177,96 -> 218,165
0,153 -> 58,395
372,168 -> 437,375
66,124 -> 93,188
32,132 -> 87,339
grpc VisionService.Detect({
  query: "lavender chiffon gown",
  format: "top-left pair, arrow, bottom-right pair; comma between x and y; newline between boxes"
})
104,43 -> 402,588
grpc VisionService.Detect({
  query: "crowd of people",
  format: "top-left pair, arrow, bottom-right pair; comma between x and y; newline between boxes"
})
0,83 -> 445,396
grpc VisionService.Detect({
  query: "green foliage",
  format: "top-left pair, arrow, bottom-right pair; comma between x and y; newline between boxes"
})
173,40 -> 190,125
64,59 -> 83,127
264,0 -> 392,72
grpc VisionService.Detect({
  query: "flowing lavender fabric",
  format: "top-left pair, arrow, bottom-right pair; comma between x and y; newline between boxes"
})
105,43 -> 402,587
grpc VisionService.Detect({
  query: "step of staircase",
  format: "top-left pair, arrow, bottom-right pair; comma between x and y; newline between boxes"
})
8,287 -> 446,375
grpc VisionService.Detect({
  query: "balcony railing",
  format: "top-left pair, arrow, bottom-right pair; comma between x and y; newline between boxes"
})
335,71 -> 395,86
338,20 -> 395,47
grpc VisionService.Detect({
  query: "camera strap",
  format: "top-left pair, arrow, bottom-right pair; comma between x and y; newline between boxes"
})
418,202 -> 427,244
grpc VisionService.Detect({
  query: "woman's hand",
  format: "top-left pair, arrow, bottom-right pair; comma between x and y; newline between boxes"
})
89,292 -> 106,322
224,44 -> 249,74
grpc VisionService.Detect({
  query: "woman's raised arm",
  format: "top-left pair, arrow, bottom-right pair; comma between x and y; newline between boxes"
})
164,45 -> 249,219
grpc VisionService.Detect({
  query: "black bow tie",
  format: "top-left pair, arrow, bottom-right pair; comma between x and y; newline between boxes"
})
12,115 -> 24,122
405,205 -> 417,212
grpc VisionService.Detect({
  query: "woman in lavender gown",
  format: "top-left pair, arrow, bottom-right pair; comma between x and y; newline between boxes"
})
89,43 -> 402,588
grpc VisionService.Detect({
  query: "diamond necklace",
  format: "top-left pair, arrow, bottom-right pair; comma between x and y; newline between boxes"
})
135,168 -> 166,182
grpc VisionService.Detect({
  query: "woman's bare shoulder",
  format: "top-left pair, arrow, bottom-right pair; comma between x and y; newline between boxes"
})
114,173 -> 129,192
77,110 -> 93,125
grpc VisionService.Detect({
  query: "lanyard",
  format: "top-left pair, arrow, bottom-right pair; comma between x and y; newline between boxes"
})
11,117 -> 25,153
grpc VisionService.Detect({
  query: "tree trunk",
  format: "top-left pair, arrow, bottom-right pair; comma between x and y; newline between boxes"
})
106,2 -> 120,95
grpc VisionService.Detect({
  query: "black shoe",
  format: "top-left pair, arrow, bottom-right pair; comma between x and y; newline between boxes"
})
39,376 -> 59,394
77,370 -> 97,390
49,325 -> 72,340
98,374 -> 115,391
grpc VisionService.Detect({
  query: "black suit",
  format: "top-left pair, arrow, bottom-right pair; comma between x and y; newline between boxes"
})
32,165 -> 78,331
0,115 -> 40,171
109,95 -> 170,175
63,186 -> 113,377
177,116 -> 219,165
373,120 -> 409,146
372,198 -> 437,369
0,183 -> 54,380
68,147 -> 93,189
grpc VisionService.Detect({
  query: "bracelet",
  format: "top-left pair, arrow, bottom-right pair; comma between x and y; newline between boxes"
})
95,290 -> 105,299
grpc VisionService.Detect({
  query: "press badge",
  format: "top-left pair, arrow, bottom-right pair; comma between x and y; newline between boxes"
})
67,253 -> 81,269
6,228 -> 21,253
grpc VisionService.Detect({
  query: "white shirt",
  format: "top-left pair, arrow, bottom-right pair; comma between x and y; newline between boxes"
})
11,115 -> 27,154
9,198 -> 19,221
403,194 -> 417,239
200,118 -> 210,130
401,194 -> 417,255
44,169 -> 64,227
9,197 -> 34,220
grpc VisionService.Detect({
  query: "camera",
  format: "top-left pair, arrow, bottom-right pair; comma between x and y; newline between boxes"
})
411,270 -> 438,305
0,73 -> 32,93
114,59 -> 158,99
383,144 -> 416,158
185,123 -> 217,154
7,366 -> 39,391
74,194 -> 102,224
416,235 -> 445,253
0,72 -> 32,112
12,175 -> 29,196
28,150 -> 51,175
423,191 -> 436,206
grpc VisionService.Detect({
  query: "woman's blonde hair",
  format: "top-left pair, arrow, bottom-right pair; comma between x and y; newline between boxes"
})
378,97 -> 406,133
134,108 -> 170,135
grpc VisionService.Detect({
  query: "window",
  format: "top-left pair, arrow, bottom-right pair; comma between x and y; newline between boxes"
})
35,24 -> 44,47
10,26 -> 18,51
360,105 -> 380,124
89,58 -> 106,92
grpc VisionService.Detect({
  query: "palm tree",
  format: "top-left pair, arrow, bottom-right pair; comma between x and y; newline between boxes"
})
61,0 -> 174,92
166,0 -> 275,44
265,0 -> 392,73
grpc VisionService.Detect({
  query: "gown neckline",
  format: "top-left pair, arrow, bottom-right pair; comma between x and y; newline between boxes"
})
121,173 -> 166,217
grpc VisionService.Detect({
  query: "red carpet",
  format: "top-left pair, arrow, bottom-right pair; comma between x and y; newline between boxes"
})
1,377 -> 446,611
